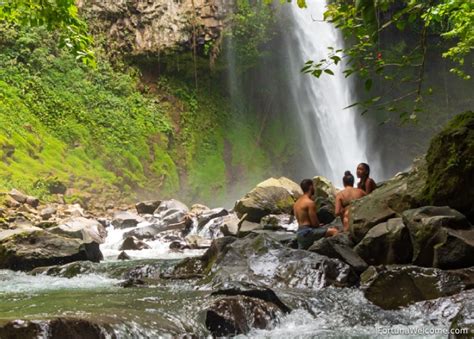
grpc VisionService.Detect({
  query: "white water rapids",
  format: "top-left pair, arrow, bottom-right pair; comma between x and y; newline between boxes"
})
283,0 -> 370,184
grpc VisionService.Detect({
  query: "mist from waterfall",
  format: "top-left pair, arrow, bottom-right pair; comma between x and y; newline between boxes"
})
281,0 -> 370,185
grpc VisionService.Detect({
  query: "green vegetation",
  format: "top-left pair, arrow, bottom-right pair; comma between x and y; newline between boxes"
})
300,0 -> 473,120
0,22 -> 295,206
0,0 -> 94,65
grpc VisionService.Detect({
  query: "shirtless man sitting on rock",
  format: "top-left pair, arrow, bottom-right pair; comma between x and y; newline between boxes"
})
335,171 -> 366,232
293,179 -> 339,250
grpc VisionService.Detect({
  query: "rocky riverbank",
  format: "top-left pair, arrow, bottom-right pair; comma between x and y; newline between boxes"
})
0,111 -> 472,337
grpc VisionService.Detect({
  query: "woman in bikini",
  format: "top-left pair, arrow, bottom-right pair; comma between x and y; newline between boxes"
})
335,171 -> 366,232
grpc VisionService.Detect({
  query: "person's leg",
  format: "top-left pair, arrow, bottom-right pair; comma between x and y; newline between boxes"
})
325,227 -> 339,237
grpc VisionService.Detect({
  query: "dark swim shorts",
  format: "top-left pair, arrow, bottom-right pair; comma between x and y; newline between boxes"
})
296,226 -> 327,250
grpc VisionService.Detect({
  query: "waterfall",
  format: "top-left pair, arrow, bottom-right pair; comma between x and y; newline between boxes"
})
282,0 -> 369,185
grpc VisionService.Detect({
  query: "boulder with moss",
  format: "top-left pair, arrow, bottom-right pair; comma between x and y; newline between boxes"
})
423,111 -> 474,222
234,177 -> 302,222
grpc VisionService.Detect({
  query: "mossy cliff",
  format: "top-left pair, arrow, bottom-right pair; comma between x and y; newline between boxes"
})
0,14 -> 296,207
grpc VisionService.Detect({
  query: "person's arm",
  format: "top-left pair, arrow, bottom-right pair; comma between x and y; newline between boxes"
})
366,178 -> 376,194
308,202 -> 320,227
335,194 -> 343,217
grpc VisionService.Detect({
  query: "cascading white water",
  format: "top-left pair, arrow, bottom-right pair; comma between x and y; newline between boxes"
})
283,0 -> 369,184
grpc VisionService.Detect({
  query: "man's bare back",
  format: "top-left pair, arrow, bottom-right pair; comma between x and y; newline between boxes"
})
293,195 -> 320,228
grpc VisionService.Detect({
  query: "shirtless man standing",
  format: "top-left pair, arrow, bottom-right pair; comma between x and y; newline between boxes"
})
335,171 -> 366,232
294,179 -> 339,249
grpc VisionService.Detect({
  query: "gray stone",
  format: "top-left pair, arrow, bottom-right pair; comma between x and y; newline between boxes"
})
354,218 -> 412,265
135,200 -> 161,215
111,211 -> 142,229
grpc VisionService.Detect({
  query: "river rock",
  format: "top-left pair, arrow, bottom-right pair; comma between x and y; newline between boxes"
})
205,295 -> 285,336
111,211 -> 142,229
220,214 -> 241,236
0,318 -> 115,339
165,237 -> 237,279
0,229 -> 103,270
186,234 -> 212,249
403,206 -> 473,268
118,251 -> 131,260
349,158 -> 427,243
261,214 -> 298,232
201,233 -> 357,290
423,111 -> 474,222
238,220 -> 263,236
197,208 -> 228,230
119,236 -> 151,250
308,234 -> 367,274
123,223 -> 162,240
234,177 -> 302,222
449,290 -> 474,337
50,217 -> 107,244
360,265 -> 474,309
313,176 -> 337,203
354,218 -> 412,265
135,200 -> 161,215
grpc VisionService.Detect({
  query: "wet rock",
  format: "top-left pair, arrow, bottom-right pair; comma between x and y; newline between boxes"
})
135,200 -> 161,215
31,261 -> 98,278
403,206 -> 472,268
238,220 -> 263,236
449,291 -> 474,338
435,228 -> 474,269
220,214 -> 241,236
169,240 -> 189,251
0,318 -> 116,339
360,265 -> 474,309
309,234 -> 368,274
201,234 -> 357,290
124,264 -> 161,283
354,218 -> 412,265
111,211 -> 142,229
190,204 -> 211,215
349,158 -> 426,243
186,235 -> 212,249
423,111 -> 474,222
119,236 -> 151,250
0,229 -> 103,270
261,214 -> 298,232
124,223 -> 162,240
117,251 -> 130,260
50,217 -> 107,244
205,295 -> 285,336
197,208 -> 228,230
234,177 -> 302,222
166,237 -> 237,279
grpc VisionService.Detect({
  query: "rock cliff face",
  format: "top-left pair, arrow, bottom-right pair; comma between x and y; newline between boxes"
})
77,0 -> 234,56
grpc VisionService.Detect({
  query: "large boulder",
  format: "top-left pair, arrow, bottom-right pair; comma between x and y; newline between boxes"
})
0,318 -> 115,339
349,158 -> 427,243
354,218 -> 412,265
0,229 -> 103,270
205,295 -> 285,336
423,111 -> 474,222
402,206 -> 473,268
308,234 -> 368,274
234,177 -> 302,222
360,265 -> 474,309
200,233 -> 357,290
119,236 -> 151,251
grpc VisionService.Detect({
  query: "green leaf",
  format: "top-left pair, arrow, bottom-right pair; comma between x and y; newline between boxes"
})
297,0 -> 307,8
324,69 -> 335,75
364,78 -> 372,91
